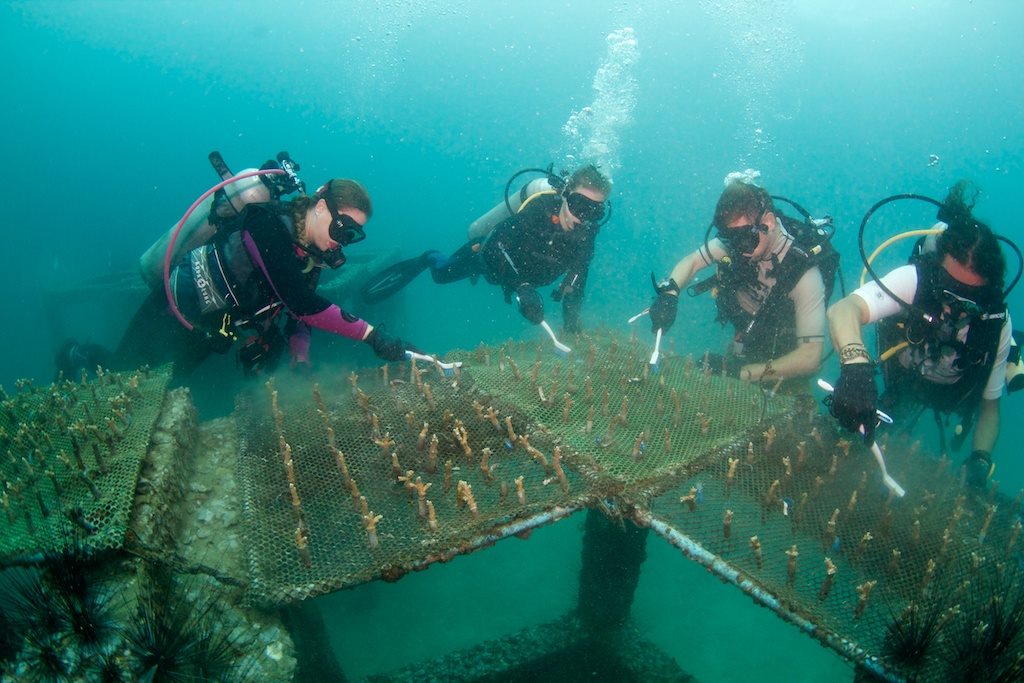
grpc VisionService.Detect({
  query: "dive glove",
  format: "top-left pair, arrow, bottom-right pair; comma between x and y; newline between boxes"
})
828,362 -> 878,443
963,450 -> 993,491
649,276 -> 679,332
515,285 -> 545,325
365,327 -> 413,362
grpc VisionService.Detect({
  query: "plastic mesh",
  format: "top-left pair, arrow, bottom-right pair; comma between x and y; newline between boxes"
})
643,410 -> 1024,679
236,369 -> 590,607
446,333 -> 797,491
235,333 -> 792,606
0,366 -> 171,560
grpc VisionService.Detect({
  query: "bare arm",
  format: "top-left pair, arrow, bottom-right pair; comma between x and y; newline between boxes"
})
742,341 -> 823,381
972,397 -> 1000,453
665,250 -> 713,295
827,294 -> 872,354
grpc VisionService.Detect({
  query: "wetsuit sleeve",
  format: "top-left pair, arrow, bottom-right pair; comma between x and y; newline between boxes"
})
559,231 -> 596,332
789,265 -> 826,343
983,313 -> 1013,399
851,265 -> 918,324
245,209 -> 370,341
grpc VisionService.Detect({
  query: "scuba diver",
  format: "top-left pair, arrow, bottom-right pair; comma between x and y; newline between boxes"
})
359,164 -> 612,334
56,152 -> 418,381
826,180 -> 1017,492
647,173 -> 838,389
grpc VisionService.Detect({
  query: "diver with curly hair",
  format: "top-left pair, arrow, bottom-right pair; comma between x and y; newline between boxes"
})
827,181 -> 1013,491
57,174 -> 419,380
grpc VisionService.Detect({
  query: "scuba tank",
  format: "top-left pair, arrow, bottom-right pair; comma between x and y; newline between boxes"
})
138,151 -> 297,291
150,151 -> 304,334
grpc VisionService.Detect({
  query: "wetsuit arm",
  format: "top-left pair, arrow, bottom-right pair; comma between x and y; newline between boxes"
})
245,209 -> 370,341
560,264 -> 590,333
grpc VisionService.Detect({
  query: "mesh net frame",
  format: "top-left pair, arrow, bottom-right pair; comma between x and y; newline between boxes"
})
0,366 -> 171,561
236,333 -> 793,607
640,410 -> 1024,680
234,332 -> 1024,679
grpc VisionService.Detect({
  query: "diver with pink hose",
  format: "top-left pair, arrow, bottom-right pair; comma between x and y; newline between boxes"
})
56,152 -> 418,379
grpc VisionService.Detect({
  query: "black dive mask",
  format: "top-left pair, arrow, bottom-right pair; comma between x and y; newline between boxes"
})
564,190 -> 607,223
320,179 -> 368,246
717,218 -> 768,256
328,211 -> 366,247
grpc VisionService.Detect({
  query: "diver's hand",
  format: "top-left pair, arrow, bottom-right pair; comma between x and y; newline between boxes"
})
649,276 -> 679,332
963,450 -> 993,491
366,327 -> 414,362
650,292 -> 678,333
828,362 -> 878,443
515,285 -> 545,325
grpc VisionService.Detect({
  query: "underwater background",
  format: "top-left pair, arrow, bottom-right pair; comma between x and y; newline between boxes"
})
1,1 -> 1022,680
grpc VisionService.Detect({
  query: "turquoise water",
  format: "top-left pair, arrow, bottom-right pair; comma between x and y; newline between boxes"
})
2,1 -> 1023,680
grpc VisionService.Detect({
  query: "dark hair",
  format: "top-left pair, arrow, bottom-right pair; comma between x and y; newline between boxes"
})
713,181 -> 773,229
567,164 -> 612,197
291,178 -> 372,242
936,180 -> 1004,289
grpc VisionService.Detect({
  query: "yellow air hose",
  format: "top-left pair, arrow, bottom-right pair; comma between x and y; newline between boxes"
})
861,227 -> 945,362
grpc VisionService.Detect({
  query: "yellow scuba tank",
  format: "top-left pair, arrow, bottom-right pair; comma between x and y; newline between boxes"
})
137,152 -> 271,291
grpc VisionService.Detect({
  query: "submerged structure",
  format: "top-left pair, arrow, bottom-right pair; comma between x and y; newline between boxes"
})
2,331 -> 1023,681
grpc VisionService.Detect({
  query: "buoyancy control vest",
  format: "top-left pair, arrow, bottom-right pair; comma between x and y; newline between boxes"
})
877,250 -> 1007,417
713,214 -> 839,362
171,203 -> 318,334
480,192 -> 597,291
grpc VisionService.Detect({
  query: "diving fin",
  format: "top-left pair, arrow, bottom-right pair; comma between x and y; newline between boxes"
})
360,252 -> 438,304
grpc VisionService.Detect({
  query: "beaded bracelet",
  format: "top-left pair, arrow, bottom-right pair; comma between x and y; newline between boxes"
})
839,343 -> 872,364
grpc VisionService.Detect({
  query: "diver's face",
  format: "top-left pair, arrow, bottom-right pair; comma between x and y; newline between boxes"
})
942,253 -> 986,287
722,211 -> 775,260
559,186 -> 606,232
309,200 -> 368,251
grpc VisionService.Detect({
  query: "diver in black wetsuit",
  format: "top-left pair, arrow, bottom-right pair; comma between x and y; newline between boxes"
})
57,178 -> 418,380
360,164 -> 612,334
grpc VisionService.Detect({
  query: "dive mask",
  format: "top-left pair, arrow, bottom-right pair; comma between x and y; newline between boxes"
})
564,191 -> 607,223
328,211 -> 366,247
717,219 -> 768,256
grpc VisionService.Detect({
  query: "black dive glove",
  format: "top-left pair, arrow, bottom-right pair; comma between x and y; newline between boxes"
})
365,327 -> 414,362
828,362 -> 879,443
649,275 -> 680,332
963,450 -> 993,491
515,285 -> 545,325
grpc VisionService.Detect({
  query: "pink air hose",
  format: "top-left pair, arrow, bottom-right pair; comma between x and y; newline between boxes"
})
164,169 -> 286,330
